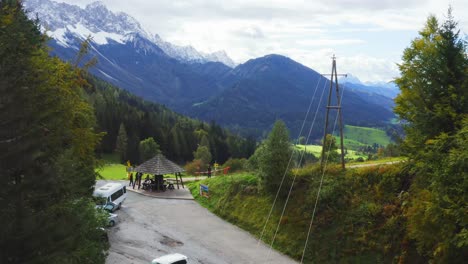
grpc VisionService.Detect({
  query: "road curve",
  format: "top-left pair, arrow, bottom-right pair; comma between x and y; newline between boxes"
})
103,185 -> 297,264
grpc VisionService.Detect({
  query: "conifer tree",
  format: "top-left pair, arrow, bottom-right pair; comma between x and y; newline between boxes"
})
258,120 -> 292,195
115,123 -> 128,163
0,1 -> 107,262
394,10 -> 467,262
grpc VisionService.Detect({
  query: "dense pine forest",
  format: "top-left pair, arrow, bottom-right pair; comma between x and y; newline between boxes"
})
86,77 -> 256,164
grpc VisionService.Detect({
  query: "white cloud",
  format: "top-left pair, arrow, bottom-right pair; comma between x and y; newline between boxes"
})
57,0 -> 467,82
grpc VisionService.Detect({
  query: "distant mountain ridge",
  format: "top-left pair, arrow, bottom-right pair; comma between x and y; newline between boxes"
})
190,54 -> 394,138
25,0 -> 396,139
340,74 -> 400,99
24,0 -> 236,67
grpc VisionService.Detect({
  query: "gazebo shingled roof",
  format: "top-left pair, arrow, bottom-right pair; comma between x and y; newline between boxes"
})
134,154 -> 185,175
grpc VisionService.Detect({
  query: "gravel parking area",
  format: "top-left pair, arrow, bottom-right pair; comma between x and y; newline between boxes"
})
100,182 -> 296,264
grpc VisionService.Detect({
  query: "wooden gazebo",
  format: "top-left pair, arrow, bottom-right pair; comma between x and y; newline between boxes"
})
133,154 -> 185,189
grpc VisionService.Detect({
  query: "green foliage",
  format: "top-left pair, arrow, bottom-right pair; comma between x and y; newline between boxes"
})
222,158 -> 248,172
394,11 -> 468,155
321,134 -> 340,163
184,159 -> 203,175
297,136 -> 306,145
404,118 -> 468,262
188,165 -> 422,263
393,10 -> 468,262
257,120 -> 292,195
0,1 -> 107,262
139,137 -> 160,162
115,123 -> 128,163
199,135 -> 210,148
193,145 -> 212,165
87,77 -> 254,164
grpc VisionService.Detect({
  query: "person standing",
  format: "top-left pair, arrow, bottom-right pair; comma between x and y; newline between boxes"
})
137,172 -> 142,190
128,172 -> 134,186
132,172 -> 139,189
207,165 -> 212,178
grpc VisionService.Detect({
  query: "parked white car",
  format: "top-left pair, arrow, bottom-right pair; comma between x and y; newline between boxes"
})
107,212 -> 118,227
96,203 -> 118,227
151,253 -> 188,264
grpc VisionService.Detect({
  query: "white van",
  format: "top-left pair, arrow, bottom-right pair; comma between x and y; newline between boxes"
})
151,253 -> 188,264
93,183 -> 127,211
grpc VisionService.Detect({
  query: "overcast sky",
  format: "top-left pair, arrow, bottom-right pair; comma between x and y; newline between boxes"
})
59,0 -> 467,82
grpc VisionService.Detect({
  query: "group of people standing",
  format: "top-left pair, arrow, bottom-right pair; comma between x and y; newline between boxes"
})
128,172 -> 143,189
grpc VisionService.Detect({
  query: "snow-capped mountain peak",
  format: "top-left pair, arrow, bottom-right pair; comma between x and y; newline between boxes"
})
24,0 -> 236,67
339,73 -> 363,85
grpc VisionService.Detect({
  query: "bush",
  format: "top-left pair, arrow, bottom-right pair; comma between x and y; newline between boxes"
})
223,158 -> 248,172
184,159 -> 205,175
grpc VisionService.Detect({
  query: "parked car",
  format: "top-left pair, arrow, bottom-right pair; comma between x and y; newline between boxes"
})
96,203 -> 118,227
151,253 -> 188,264
107,212 -> 118,227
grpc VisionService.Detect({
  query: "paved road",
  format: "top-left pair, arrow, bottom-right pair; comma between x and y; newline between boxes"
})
104,189 -> 297,264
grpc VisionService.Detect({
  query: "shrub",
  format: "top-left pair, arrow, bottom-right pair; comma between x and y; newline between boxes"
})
184,159 -> 204,175
223,158 -> 248,172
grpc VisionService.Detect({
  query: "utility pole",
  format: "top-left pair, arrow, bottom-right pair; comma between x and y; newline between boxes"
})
320,55 -> 346,170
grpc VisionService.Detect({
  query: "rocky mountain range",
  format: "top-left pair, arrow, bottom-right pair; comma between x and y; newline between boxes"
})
25,0 -> 397,138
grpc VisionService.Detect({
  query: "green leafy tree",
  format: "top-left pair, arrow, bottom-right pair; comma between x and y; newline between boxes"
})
115,123 -> 128,162
321,134 -> 339,163
193,145 -> 212,165
395,10 -> 468,155
298,136 -> 306,145
0,1 -> 106,262
394,10 -> 467,262
139,137 -> 161,162
258,120 -> 292,195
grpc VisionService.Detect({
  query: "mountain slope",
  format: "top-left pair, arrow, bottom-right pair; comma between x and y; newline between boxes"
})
27,0 -> 396,139
24,0 -> 235,67
190,55 -> 395,138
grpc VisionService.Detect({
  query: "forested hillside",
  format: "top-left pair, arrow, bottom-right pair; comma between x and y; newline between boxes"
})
86,77 -> 256,164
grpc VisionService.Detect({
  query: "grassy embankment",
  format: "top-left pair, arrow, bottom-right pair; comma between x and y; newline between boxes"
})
188,165 -> 422,263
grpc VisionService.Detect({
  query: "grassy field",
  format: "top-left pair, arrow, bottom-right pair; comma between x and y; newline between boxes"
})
340,125 -> 391,148
96,163 -> 128,180
95,153 -> 128,180
295,144 -> 367,160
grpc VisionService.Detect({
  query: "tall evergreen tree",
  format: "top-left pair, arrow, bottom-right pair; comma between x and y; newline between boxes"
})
394,10 -> 467,262
0,1 -> 107,262
395,10 -> 468,154
115,123 -> 128,163
257,120 -> 292,195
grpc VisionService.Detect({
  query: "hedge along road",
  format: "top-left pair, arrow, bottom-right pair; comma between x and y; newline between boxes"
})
100,182 -> 297,264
